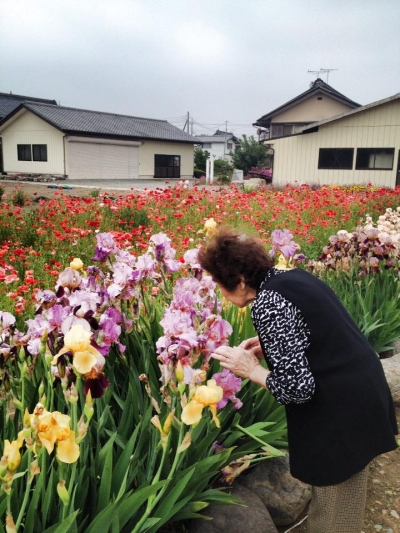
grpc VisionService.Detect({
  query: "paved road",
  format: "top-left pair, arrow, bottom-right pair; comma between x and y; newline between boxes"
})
64,178 -> 199,190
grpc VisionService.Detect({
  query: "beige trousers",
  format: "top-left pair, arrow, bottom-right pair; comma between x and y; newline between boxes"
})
307,466 -> 369,533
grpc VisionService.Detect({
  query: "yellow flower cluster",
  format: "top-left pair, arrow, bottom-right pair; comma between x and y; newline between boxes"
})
20,403 -> 80,464
181,379 -> 223,428
0,403 -> 79,494
328,184 -> 381,193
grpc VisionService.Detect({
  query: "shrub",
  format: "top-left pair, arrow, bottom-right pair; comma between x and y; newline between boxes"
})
12,189 -> 27,206
117,207 -> 150,230
89,188 -> 101,198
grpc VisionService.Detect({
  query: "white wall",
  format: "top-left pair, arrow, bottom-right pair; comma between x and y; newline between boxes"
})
0,110 -> 65,174
139,140 -> 194,178
270,99 -> 400,188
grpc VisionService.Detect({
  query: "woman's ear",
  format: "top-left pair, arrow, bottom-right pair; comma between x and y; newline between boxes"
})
239,277 -> 246,289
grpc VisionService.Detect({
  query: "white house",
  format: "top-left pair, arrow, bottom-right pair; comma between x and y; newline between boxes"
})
195,130 -> 240,163
0,92 -> 58,173
0,102 -> 197,180
264,92 -> 400,189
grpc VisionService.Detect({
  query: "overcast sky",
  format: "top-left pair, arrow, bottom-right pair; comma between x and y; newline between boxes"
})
1,0 -> 399,137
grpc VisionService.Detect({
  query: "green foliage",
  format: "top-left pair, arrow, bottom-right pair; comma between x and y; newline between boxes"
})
230,135 -> 267,175
322,267 -> 400,355
12,189 -> 27,207
214,159 -> 234,184
117,207 -> 150,230
194,147 -> 210,172
89,189 -> 100,198
0,268 -> 285,532
0,186 -> 4,202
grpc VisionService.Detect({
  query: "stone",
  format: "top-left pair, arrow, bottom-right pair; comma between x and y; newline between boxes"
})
244,178 -> 265,190
188,482 -> 278,533
381,353 -> 400,406
239,456 -> 311,526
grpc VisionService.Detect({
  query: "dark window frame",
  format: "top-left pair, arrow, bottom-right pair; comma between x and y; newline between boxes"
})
318,148 -> 354,170
154,154 -> 181,178
355,148 -> 395,170
17,144 -> 32,161
32,144 -> 48,162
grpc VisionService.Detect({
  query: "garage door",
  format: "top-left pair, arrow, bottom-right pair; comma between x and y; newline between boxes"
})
68,140 -> 139,180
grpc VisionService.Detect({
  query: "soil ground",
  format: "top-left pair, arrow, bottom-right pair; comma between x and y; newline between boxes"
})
2,180 -> 400,533
0,179 -> 146,200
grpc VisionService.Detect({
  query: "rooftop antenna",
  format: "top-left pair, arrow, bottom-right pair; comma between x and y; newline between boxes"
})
320,68 -> 338,84
307,69 -> 323,87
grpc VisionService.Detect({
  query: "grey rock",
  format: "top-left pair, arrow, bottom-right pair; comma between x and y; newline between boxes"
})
240,456 -> 311,526
381,353 -> 400,406
188,482 -> 278,533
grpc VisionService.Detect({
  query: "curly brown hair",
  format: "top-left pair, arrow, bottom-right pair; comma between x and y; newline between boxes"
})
197,227 -> 274,291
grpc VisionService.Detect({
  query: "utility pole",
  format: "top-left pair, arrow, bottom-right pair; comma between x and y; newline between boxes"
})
183,111 -> 190,133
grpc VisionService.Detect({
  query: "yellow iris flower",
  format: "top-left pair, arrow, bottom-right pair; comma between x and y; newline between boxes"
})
3,432 -> 24,471
181,379 -> 223,427
34,407 -> 80,464
52,324 -> 100,375
203,218 -> 217,237
70,258 -> 84,270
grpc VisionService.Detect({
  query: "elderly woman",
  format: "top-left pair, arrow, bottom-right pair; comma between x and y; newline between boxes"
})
198,227 -> 398,533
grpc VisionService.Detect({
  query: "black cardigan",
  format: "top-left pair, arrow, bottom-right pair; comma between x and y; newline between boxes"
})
257,268 -> 398,486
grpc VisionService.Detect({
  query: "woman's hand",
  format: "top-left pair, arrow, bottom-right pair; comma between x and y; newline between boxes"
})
239,336 -> 264,359
211,345 -> 270,388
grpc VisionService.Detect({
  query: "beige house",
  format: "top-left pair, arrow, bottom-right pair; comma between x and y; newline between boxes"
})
265,93 -> 400,188
0,92 -> 58,173
0,102 -> 196,180
254,78 -> 360,140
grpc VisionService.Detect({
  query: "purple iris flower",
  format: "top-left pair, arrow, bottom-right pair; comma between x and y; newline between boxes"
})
270,229 -> 297,259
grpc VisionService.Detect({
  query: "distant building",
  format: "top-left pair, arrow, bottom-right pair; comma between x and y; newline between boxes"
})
195,130 -> 241,163
0,102 -> 197,180
254,79 -> 360,140
0,92 -> 58,172
265,92 -> 400,189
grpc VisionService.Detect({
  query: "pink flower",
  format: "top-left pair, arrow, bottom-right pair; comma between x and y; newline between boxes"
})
212,369 -> 243,410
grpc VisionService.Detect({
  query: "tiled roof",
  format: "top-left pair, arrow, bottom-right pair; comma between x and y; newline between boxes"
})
254,78 -> 361,127
0,92 -> 57,120
3,102 -> 197,143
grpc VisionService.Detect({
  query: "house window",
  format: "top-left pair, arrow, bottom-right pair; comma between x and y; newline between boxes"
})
154,155 -> 181,178
283,125 -> 294,136
202,143 -> 212,149
17,144 -> 32,161
318,148 -> 354,169
227,142 -> 233,150
33,144 -> 47,162
355,148 -> 394,170
271,124 -> 283,138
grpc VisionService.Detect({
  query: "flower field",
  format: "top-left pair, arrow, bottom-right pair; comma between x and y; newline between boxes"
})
1,183 -> 399,321
0,182 -> 399,532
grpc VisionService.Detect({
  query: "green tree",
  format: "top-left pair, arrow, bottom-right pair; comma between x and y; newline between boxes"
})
230,134 -> 267,175
194,146 -> 210,172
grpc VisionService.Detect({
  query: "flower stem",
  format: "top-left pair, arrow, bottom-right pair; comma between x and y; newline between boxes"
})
15,450 -> 33,531
131,422 -> 185,533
